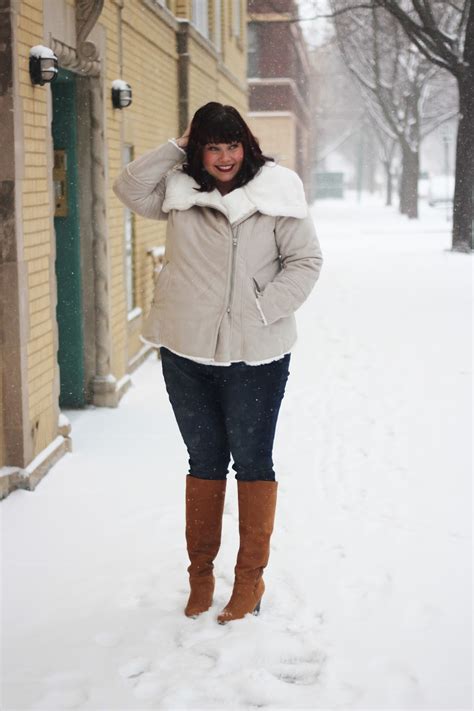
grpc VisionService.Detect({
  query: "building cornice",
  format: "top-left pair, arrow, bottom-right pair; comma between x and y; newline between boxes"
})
248,77 -> 310,121
247,12 -> 293,22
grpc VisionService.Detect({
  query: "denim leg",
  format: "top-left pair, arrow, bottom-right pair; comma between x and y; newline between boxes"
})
160,348 -> 230,480
217,355 -> 291,482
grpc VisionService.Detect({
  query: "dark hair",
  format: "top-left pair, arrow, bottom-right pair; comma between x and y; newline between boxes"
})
182,102 -> 273,192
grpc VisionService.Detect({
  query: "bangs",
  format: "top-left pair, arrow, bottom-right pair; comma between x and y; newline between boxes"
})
196,115 -> 244,145
182,101 -> 273,192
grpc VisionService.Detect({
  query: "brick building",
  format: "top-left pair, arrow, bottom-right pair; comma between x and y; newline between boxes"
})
0,0 -> 247,498
246,0 -> 312,189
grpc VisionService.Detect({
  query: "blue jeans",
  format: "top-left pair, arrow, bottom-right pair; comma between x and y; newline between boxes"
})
160,348 -> 291,481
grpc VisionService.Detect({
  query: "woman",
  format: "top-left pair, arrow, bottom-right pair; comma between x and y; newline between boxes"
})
113,102 -> 323,624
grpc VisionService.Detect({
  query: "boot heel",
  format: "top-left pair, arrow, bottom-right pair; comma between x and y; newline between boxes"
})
253,599 -> 261,615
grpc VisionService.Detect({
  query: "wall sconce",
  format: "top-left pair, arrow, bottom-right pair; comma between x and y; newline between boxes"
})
112,80 -> 132,109
29,45 -> 58,85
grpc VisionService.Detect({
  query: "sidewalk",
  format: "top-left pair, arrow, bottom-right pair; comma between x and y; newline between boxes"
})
3,197 -> 472,710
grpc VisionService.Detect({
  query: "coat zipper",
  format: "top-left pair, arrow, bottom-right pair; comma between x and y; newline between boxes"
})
226,226 -> 238,314
208,222 -> 239,357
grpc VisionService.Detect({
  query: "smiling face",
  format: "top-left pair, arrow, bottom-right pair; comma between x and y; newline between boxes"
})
202,141 -> 245,193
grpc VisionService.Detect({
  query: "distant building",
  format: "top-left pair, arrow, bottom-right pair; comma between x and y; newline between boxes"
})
0,0 -> 247,498
247,0 -> 312,190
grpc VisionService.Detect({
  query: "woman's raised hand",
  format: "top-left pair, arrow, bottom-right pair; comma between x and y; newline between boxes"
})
176,120 -> 192,149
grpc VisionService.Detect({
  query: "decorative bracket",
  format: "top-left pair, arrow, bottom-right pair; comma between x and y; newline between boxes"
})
76,0 -> 105,62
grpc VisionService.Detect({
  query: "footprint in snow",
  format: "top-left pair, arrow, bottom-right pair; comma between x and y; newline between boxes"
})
132,672 -> 164,700
272,650 -> 325,687
119,657 -> 151,679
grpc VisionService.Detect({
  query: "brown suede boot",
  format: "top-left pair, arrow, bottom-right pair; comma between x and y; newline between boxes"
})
217,480 -> 278,624
184,475 -> 227,618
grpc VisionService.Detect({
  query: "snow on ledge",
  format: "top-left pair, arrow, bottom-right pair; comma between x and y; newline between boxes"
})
25,436 -> 66,476
58,413 -> 70,429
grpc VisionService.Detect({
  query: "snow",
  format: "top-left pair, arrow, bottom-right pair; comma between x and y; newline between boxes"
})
58,413 -> 71,429
22,436 -> 65,477
29,45 -> 56,59
112,79 -> 131,91
2,195 -> 472,710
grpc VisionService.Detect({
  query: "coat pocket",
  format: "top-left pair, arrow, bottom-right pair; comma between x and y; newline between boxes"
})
152,262 -> 172,307
252,261 -> 280,294
245,277 -> 268,326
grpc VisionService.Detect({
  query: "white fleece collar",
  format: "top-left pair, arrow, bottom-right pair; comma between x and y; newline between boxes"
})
161,162 -> 308,225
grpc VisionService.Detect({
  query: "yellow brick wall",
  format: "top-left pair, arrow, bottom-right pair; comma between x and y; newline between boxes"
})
105,0 -> 180,369
100,1 -> 126,379
11,0 -> 247,469
17,0 -> 59,458
112,0 -> 247,367
188,36 -> 219,115
173,0 -> 189,18
188,1 -> 248,117
247,114 -> 296,168
218,1 -> 247,113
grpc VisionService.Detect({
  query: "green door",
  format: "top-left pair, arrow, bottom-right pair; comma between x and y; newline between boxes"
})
51,69 -> 85,407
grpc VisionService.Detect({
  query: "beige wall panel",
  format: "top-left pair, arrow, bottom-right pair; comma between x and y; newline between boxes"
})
247,115 -> 296,169
216,74 -> 248,114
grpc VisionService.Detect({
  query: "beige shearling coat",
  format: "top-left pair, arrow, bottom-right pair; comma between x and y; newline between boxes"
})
113,141 -> 323,365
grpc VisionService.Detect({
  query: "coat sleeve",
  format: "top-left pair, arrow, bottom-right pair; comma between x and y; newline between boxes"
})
112,140 -> 186,220
256,214 -> 323,326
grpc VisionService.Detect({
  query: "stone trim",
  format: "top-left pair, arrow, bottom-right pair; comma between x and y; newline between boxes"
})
128,342 -> 156,374
187,21 -> 219,59
92,373 -> 132,408
143,0 -> 179,32
0,435 -> 71,500
50,37 -> 100,76
76,0 -> 104,62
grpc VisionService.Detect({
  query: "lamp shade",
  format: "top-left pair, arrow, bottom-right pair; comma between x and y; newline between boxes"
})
29,45 -> 58,85
112,80 -> 133,109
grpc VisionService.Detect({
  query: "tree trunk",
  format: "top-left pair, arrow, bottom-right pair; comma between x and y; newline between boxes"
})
399,158 -> 406,214
400,146 -> 419,218
452,11 -> 474,251
384,160 -> 393,206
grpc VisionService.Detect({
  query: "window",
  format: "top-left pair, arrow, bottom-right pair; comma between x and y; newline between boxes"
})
214,0 -> 222,52
192,0 -> 209,38
247,22 -> 259,76
122,145 -> 136,313
232,0 -> 241,38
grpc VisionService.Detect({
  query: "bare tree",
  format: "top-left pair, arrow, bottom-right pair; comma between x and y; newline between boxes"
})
372,121 -> 398,205
375,1 -> 472,249
331,2 -> 451,218
316,0 -> 471,246
298,1 -> 471,248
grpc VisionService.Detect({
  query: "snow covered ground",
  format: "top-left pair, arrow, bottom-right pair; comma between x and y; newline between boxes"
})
2,196 -> 472,710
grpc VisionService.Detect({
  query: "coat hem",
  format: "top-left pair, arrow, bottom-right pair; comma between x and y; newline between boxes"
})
139,335 -> 292,366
